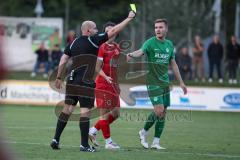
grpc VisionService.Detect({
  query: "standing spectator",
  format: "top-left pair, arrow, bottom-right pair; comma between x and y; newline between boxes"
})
226,35 -> 240,84
207,35 -> 224,83
51,44 -> 63,70
192,35 -> 205,82
176,47 -> 192,80
66,30 -> 76,45
31,42 -> 49,78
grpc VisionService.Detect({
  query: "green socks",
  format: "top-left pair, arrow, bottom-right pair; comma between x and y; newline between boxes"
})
154,116 -> 165,138
143,111 -> 165,138
144,112 -> 157,131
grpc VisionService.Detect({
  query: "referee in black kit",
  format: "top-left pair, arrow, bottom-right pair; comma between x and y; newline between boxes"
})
50,11 -> 136,152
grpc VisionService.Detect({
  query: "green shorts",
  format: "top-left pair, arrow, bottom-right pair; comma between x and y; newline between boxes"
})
147,85 -> 170,107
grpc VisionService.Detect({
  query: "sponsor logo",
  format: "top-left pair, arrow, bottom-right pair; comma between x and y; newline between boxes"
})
166,48 -> 169,53
179,96 -> 190,104
0,87 -> 7,99
223,93 -> 240,106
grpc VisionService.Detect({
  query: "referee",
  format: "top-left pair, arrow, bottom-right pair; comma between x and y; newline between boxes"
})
50,11 -> 136,152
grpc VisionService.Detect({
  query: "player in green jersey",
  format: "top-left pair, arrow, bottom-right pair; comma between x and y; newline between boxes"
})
127,19 -> 187,150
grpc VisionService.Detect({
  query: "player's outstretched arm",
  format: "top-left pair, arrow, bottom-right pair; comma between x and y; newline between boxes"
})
170,59 -> 187,95
55,54 -> 70,89
126,49 -> 144,61
107,11 -> 136,39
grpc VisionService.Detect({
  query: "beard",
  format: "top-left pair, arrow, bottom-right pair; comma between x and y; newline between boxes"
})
156,31 -> 167,39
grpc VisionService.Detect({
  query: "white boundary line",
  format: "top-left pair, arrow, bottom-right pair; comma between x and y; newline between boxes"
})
2,141 -> 240,159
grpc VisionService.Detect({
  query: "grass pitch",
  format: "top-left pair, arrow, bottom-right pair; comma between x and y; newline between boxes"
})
1,105 -> 240,160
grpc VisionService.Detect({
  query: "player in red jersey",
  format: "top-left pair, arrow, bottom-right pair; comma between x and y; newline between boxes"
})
89,22 -> 121,149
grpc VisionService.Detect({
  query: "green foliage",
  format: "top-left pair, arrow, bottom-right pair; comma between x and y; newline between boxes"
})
0,0 -> 35,17
0,1 -> 235,42
127,0 -> 215,48
0,0 -> 131,29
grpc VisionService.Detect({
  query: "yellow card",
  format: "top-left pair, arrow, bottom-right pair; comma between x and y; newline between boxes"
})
130,4 -> 136,13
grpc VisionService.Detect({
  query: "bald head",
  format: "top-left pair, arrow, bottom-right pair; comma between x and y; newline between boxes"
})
81,21 -> 98,36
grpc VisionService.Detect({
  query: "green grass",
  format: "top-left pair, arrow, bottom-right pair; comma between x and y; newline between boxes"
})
1,105 -> 240,160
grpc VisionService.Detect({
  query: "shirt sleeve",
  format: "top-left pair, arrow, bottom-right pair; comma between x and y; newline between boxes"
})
97,44 -> 105,61
64,44 -> 72,57
170,51 -> 175,60
140,39 -> 150,55
89,32 -> 108,48
169,42 -> 175,60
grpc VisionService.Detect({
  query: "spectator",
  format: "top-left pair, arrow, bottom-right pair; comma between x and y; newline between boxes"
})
66,30 -> 76,45
176,47 -> 192,80
226,35 -> 240,84
31,42 -> 49,78
51,44 -> 62,70
207,35 -> 224,83
192,35 -> 205,82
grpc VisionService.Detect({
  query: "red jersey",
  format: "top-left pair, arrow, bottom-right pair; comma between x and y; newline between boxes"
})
95,42 -> 120,94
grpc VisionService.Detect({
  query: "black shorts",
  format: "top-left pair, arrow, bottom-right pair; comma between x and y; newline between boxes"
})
65,82 -> 95,108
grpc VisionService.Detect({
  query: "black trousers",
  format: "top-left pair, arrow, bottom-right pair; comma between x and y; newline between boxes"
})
228,60 -> 238,79
180,68 -> 192,80
209,60 -> 222,79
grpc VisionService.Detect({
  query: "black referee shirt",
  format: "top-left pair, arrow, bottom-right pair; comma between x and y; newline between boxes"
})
64,33 -> 108,84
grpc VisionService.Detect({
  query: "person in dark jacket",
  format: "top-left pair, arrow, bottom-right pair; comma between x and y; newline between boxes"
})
31,42 -> 49,78
176,47 -> 192,80
207,35 -> 223,83
226,35 -> 240,84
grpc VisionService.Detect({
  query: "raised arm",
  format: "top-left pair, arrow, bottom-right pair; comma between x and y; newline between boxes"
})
170,59 -> 187,95
107,11 -> 136,39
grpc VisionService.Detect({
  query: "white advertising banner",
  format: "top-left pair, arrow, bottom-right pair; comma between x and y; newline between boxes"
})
0,80 -> 128,107
123,85 -> 240,112
0,81 -> 240,112
170,86 -> 240,111
0,80 -> 64,106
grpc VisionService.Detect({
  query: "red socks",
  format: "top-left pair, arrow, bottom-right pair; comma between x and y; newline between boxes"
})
94,120 -> 110,139
100,120 -> 110,139
93,114 -> 117,139
94,120 -> 101,130
94,114 -> 116,130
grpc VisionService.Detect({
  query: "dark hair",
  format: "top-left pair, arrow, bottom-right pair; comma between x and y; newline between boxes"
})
102,21 -> 116,32
103,21 -> 119,39
154,19 -> 168,26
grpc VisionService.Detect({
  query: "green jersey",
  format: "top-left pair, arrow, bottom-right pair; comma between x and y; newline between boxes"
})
141,36 -> 175,87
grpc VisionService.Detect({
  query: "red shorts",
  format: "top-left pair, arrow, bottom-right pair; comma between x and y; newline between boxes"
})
95,84 -> 120,109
